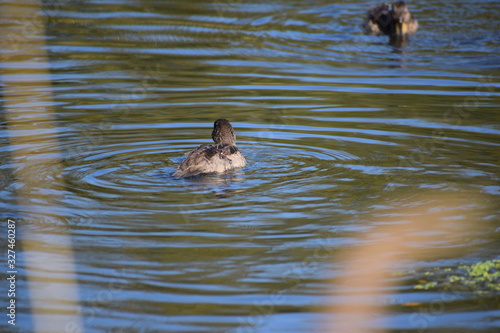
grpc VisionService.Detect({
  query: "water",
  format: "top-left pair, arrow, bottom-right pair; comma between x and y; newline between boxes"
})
1,0 -> 499,332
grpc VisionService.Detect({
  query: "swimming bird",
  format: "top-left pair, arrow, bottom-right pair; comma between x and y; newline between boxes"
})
173,119 -> 246,178
364,1 -> 418,36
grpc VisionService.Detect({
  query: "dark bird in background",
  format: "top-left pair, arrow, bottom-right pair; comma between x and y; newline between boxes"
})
364,1 -> 418,36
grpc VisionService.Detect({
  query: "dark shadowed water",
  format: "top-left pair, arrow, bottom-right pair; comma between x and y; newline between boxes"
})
1,0 -> 499,332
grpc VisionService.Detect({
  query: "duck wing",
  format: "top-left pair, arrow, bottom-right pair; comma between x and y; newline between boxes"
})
173,144 -> 242,178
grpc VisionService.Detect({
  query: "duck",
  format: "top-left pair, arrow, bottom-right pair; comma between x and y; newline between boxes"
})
173,119 -> 246,178
364,1 -> 418,36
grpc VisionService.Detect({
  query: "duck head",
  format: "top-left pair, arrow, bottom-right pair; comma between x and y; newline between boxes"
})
391,1 -> 414,36
212,118 -> 236,145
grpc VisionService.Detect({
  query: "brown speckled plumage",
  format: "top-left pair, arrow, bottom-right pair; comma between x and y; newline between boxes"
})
364,1 -> 418,36
173,119 -> 246,178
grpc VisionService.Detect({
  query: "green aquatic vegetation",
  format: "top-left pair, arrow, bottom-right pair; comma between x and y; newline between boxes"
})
411,259 -> 500,294
414,281 -> 437,290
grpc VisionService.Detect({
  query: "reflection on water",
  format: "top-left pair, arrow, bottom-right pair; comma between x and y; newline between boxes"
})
1,0 -> 499,332
327,191 -> 494,333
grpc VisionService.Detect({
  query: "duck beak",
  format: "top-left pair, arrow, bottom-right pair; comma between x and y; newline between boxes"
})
396,21 -> 408,35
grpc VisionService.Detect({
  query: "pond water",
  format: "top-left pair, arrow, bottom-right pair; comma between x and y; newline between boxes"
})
1,0 -> 499,332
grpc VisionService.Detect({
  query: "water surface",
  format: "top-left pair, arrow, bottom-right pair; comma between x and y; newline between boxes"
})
1,0 -> 499,332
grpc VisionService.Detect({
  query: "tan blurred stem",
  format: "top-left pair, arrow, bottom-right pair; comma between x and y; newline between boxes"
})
1,1 -> 82,332
328,192 -> 480,333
